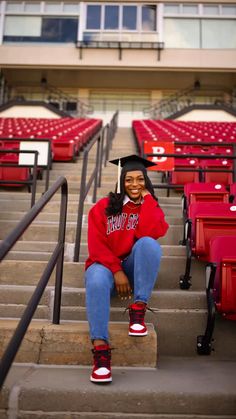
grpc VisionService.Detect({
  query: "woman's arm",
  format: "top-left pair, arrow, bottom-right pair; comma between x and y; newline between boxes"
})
135,193 -> 169,239
87,201 -> 123,274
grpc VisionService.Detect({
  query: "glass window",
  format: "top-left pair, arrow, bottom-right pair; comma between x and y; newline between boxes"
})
3,16 -> 78,43
63,3 -> 80,13
182,4 -> 198,15
104,5 -> 119,30
164,4 -> 180,14
164,18 -> 200,48
142,5 -> 156,31
202,19 -> 236,48
203,5 -> 220,15
41,17 -> 78,42
122,6 -> 137,30
4,16 -> 41,36
222,5 -> 236,15
44,2 -> 62,13
24,2 -> 41,13
6,2 -> 23,12
86,5 -> 101,30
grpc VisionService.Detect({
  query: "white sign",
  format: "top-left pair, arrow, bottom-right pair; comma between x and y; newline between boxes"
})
19,141 -> 50,167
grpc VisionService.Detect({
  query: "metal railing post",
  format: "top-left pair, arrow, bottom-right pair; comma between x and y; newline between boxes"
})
53,180 -> 68,324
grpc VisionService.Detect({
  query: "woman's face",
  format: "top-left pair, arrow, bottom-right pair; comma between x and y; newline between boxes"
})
124,170 -> 145,202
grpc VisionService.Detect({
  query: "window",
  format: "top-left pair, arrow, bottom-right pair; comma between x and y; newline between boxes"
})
4,16 -> 41,36
164,18 -> 200,48
41,17 -> 78,42
6,2 -> 23,12
164,4 -> 180,14
142,5 -> 156,31
63,3 -> 80,13
105,5 -> 119,30
222,5 -> 236,15
86,5 -> 101,30
44,2 -> 62,13
203,5 -> 220,15
24,2 -> 41,13
202,19 -> 236,48
3,16 -> 78,43
122,6 -> 137,30
182,4 -> 198,15
84,3 -> 157,36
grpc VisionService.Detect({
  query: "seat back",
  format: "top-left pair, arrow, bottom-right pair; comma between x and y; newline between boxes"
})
188,203 -> 236,259
184,182 -> 229,207
219,258 -> 236,319
201,159 -> 233,185
209,236 -> 236,320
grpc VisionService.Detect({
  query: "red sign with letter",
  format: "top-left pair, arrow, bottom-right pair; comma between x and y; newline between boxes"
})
144,141 -> 175,171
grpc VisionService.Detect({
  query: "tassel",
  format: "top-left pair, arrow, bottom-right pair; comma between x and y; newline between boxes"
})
117,159 -> 121,194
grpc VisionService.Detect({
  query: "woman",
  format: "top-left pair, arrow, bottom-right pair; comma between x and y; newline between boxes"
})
85,155 -> 169,383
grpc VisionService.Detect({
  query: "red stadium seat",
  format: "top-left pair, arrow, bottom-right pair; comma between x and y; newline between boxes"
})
182,182 -> 229,217
169,158 -> 200,188
230,183 -> 236,203
201,158 -> 233,186
197,236 -> 236,355
0,153 -> 30,187
179,202 -> 236,289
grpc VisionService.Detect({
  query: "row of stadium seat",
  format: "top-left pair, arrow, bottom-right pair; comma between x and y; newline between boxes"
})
0,117 -> 102,162
132,120 -> 236,188
133,120 -> 236,145
0,117 -> 102,188
179,182 -> 236,355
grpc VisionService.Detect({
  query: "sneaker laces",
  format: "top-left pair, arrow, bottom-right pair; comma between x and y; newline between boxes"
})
92,346 -> 112,370
124,304 -> 156,323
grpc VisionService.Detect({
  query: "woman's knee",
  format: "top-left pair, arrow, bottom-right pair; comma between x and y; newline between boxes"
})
135,236 -> 162,256
85,263 -> 114,291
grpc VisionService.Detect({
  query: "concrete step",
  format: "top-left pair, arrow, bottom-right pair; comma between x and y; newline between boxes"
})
0,257 -> 205,290
0,319 -> 157,367
2,358 -> 236,417
0,285 -> 206,311
3,243 -> 186,261
0,221 -> 183,246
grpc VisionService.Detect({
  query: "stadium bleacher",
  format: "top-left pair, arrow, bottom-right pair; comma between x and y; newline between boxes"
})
0,117 -> 102,187
132,118 -> 236,356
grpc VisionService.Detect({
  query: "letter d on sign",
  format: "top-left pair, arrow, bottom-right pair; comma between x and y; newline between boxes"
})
152,146 -> 167,162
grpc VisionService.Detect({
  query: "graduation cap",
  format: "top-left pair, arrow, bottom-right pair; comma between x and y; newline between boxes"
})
109,154 -> 157,193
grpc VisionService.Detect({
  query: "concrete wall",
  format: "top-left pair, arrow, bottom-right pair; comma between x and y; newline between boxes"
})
176,109 -> 236,122
0,105 -> 61,118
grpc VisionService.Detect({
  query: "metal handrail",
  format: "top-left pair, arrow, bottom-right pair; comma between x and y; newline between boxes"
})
0,176 -> 68,389
0,149 -> 38,207
73,111 -> 118,262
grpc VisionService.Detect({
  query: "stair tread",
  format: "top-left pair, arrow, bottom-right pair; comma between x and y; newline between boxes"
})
2,358 -> 236,416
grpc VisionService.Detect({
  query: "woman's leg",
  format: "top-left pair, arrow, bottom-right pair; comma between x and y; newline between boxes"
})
85,263 -> 115,343
122,237 -> 162,304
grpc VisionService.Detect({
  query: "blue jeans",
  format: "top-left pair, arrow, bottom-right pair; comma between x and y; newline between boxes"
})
84,237 -> 162,343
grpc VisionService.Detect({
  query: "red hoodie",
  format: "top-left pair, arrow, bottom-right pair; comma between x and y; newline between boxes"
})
85,194 -> 169,274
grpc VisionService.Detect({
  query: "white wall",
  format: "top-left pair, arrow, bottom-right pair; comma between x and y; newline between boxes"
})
0,105 -> 60,118
176,109 -> 236,122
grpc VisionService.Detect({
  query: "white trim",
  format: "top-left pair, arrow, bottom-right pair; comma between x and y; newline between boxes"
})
0,1 -> 6,45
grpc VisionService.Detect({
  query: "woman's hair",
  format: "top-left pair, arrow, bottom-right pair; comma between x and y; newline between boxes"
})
105,170 -> 158,216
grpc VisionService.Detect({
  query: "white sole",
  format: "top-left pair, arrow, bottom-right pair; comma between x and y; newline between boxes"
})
90,376 -> 112,383
129,331 -> 148,336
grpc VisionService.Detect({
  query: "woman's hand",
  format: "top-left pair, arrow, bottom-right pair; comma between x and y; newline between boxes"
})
141,188 -> 151,198
114,270 -> 132,300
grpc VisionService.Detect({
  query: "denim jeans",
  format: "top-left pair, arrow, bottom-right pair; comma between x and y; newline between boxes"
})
84,237 -> 162,343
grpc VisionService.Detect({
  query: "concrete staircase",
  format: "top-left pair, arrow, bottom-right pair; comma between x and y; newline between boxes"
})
0,128 -> 236,418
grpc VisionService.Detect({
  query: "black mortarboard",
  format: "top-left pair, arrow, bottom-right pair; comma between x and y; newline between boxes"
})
109,154 -> 157,193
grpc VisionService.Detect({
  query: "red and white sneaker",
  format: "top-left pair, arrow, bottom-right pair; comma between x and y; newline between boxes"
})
90,344 -> 112,383
128,303 -> 148,336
